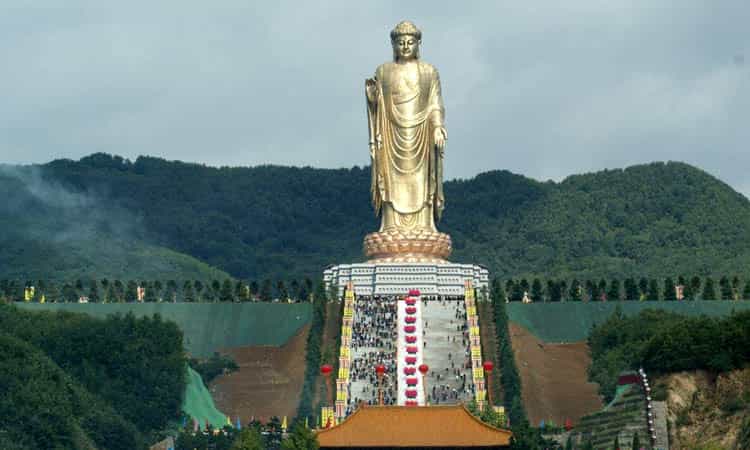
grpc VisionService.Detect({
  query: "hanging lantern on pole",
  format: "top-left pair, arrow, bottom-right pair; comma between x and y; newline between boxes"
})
483,361 -> 494,405
320,364 -> 333,408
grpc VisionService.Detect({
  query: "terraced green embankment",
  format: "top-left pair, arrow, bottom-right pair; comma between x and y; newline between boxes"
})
18,303 -> 312,357
506,301 -> 750,343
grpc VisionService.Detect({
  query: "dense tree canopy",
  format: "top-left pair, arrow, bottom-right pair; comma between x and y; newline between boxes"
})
3,155 -> 750,282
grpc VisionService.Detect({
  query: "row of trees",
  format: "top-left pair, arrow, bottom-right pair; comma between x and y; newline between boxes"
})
175,421 -> 318,450
503,275 -> 750,302
588,308 -> 750,401
489,280 -> 555,449
296,282 -> 328,421
0,278 -> 317,303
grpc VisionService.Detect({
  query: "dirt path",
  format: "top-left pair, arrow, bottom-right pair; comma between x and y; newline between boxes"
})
209,324 -> 310,422
509,322 -> 602,426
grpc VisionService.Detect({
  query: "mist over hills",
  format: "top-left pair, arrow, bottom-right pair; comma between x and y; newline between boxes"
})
3,153 -> 750,282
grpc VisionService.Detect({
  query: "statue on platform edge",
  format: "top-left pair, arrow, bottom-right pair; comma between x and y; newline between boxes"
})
363,21 -> 452,263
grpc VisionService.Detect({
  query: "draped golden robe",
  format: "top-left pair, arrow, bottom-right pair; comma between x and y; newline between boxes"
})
367,60 -> 445,233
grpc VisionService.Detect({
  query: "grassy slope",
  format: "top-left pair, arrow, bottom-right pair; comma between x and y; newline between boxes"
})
507,301 -> 750,343
17,302 -> 312,357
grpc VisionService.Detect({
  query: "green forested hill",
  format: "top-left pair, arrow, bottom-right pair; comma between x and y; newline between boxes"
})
5,154 -> 750,281
0,167 -> 232,281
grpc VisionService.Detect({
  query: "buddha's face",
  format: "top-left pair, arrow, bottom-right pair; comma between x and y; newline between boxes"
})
392,34 -> 419,61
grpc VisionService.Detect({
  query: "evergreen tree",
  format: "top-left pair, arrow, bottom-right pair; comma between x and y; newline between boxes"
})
598,279 -> 608,301
231,426 -> 265,450
530,278 -> 544,303
505,279 -> 515,297
88,283 -> 100,303
548,280 -> 562,302
663,278 -> 676,301
702,277 -> 716,300
235,280 -> 248,301
114,280 -> 124,302
220,279 -> 234,302
62,283 -> 78,302
144,281 -> 157,302
510,280 -> 524,302
290,280 -> 300,301
720,276 -> 733,300
624,278 -> 639,301
125,281 -> 138,302
46,281 -> 61,303
260,279 -> 273,302
607,279 -> 621,301
519,279 -> 530,297
153,280 -> 163,300
249,280 -> 259,300
166,280 -> 178,302
647,279 -> 659,301
75,279 -> 84,292
183,281 -> 195,303
732,276 -> 741,300
638,278 -> 649,301
564,435 -> 573,450
280,422 -> 319,450
277,280 -> 289,302
690,276 -> 702,300
585,280 -> 595,301
569,279 -> 582,302
743,281 -> 750,300
104,284 -> 115,303
631,431 -> 640,450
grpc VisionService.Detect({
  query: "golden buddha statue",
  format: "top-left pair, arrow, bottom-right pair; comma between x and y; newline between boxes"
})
363,21 -> 452,263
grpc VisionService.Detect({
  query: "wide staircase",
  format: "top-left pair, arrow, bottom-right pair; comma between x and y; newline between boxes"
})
570,370 -> 666,449
348,294 -> 397,412
421,297 -> 474,404
334,283 -> 489,422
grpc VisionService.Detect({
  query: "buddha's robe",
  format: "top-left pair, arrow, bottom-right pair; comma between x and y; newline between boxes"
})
367,60 -> 445,233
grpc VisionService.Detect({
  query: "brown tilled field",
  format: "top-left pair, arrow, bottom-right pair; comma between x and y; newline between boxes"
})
509,322 -> 602,426
209,324 -> 309,422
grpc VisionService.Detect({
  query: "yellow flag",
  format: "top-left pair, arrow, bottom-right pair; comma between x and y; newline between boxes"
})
227,415 -> 232,426
281,416 -> 288,432
40,295 -> 46,304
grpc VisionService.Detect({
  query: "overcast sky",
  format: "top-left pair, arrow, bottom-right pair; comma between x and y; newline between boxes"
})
1,1 -> 748,197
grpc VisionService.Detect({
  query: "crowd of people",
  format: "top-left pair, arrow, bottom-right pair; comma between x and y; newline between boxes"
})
348,295 -> 398,411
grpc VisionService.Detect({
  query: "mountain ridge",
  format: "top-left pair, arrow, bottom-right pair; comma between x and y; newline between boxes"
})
3,154 -> 749,281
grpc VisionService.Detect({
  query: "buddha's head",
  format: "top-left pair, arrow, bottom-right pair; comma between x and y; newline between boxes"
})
390,21 -> 421,62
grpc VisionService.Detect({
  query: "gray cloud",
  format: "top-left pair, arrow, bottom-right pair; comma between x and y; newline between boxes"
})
0,1 -> 748,197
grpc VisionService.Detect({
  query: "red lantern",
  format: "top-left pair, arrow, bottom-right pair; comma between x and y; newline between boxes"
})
483,361 -> 494,372
405,400 -> 418,406
405,389 -> 418,398
409,289 -> 421,297
320,364 -> 333,376
404,325 -> 416,333
405,306 -> 417,314
564,418 -> 573,431
406,346 -> 418,354
405,356 -> 417,365
403,367 -> 416,375
405,316 -> 416,324
405,335 -> 417,344
418,364 -> 429,375
375,364 -> 385,375
406,377 -> 418,385
405,298 -> 416,305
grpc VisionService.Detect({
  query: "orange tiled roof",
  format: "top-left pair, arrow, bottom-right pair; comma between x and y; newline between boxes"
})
316,404 -> 512,448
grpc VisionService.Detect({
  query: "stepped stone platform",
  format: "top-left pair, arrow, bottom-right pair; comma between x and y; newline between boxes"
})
421,299 -> 474,404
324,262 -> 489,298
